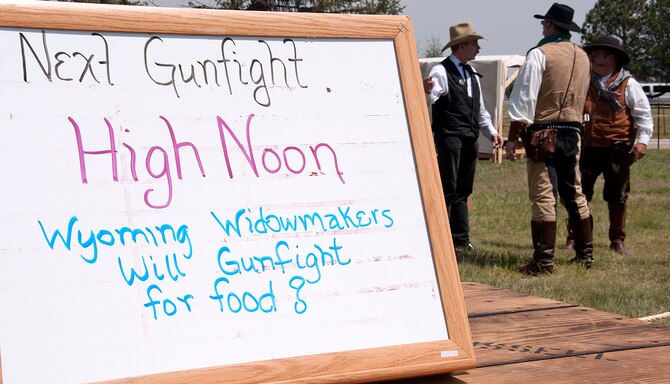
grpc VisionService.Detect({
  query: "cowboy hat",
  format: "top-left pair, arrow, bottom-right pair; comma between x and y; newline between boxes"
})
441,21 -> 487,52
584,35 -> 631,66
534,3 -> 581,33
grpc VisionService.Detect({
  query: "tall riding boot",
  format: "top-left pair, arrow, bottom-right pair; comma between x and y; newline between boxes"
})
518,221 -> 556,275
608,203 -> 628,254
568,216 -> 594,269
564,218 -> 574,250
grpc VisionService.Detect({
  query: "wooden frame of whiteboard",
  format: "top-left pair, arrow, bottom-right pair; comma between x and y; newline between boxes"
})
0,1 -> 475,383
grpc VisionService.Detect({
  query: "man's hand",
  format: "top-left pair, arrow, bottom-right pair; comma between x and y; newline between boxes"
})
505,140 -> 518,161
423,77 -> 434,94
491,133 -> 503,149
505,121 -> 527,161
630,143 -> 647,164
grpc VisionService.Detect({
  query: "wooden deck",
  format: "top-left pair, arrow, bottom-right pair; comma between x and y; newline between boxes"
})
385,282 -> 670,383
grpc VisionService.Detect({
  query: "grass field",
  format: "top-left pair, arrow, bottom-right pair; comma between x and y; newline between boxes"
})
459,148 -> 670,326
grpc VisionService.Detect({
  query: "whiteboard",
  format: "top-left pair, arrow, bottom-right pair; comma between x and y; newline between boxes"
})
0,2 -> 475,383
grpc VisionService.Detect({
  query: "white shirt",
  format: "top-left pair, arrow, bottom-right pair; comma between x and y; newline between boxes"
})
508,48 -> 546,126
597,73 -> 654,146
509,49 -> 654,146
427,55 -> 499,140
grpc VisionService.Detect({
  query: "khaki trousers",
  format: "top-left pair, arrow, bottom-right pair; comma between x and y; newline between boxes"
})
526,130 -> 590,221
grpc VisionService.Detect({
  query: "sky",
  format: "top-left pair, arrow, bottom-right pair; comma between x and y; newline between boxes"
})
153,0 -> 598,57
402,0 -> 597,56
150,0 -> 596,57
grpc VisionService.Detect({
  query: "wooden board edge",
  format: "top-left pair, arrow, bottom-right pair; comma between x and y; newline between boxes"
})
0,0 -> 405,38
103,340 -> 475,384
392,17 -> 476,362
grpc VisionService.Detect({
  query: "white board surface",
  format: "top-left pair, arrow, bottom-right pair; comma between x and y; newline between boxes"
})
0,26 -> 448,383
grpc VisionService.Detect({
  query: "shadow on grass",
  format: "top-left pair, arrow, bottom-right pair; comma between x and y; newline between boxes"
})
456,241 -> 606,274
455,242 -> 529,269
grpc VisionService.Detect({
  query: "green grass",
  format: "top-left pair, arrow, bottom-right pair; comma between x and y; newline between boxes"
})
463,149 -> 670,326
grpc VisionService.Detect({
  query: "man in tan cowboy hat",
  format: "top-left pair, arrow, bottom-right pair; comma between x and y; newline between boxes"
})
504,3 -> 592,274
563,35 -> 653,256
424,21 -> 503,255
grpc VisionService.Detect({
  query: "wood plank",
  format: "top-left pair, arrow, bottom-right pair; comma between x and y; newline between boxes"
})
380,283 -> 670,383
462,282 -> 574,316
398,346 -> 670,383
470,305 -> 670,366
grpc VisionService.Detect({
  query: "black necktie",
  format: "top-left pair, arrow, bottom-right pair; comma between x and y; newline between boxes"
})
459,63 -> 472,97
460,63 -> 472,78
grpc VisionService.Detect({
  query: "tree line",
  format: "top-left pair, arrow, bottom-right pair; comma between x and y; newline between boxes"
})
582,0 -> 668,82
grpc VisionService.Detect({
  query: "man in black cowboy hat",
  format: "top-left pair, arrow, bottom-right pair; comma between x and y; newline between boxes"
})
504,3 -> 592,274
563,35 -> 653,255
424,21 -> 503,254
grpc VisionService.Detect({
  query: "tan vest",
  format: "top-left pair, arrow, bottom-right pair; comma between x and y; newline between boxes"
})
583,73 -> 635,147
534,41 -> 590,124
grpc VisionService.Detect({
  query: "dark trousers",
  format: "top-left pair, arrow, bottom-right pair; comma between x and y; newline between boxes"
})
435,134 -> 479,245
579,147 -> 631,204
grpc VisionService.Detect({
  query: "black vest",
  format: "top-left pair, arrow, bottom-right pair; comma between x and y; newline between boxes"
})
431,59 -> 482,138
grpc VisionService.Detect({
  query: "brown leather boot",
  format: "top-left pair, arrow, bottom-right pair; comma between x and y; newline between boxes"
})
608,203 -> 628,255
518,221 -> 556,275
568,216 -> 594,269
564,218 -> 574,250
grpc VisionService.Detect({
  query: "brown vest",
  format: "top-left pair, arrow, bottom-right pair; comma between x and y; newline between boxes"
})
534,41 -> 590,124
583,73 -> 635,147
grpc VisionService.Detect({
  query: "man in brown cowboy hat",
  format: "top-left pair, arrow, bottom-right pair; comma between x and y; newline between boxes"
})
504,3 -> 592,274
563,35 -> 653,255
424,21 -> 503,255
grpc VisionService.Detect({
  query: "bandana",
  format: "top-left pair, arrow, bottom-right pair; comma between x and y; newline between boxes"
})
592,69 -> 631,112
